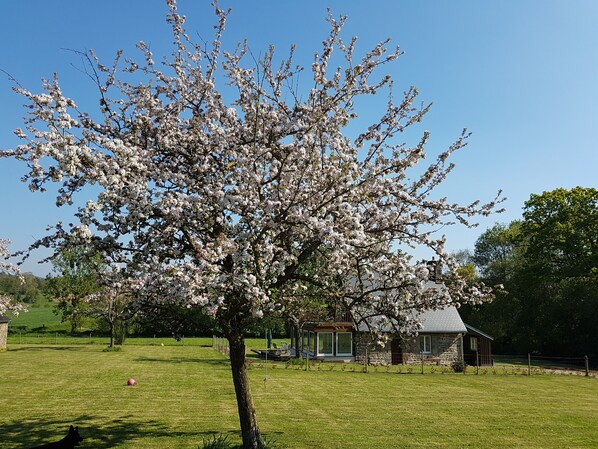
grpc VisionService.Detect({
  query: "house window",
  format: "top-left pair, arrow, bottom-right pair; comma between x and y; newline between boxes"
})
470,337 -> 478,351
309,331 -> 316,354
336,332 -> 353,356
420,335 -> 432,354
317,332 -> 334,356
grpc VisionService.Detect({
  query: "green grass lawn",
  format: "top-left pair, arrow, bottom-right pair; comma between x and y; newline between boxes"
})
1,344 -> 597,449
7,303 -> 69,333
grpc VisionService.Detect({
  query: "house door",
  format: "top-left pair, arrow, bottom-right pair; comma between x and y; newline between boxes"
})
391,338 -> 403,365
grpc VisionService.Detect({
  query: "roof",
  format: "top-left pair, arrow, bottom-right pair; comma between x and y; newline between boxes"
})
415,307 -> 467,334
356,306 -> 467,334
465,323 -> 494,341
354,280 -> 467,334
0,315 -> 9,324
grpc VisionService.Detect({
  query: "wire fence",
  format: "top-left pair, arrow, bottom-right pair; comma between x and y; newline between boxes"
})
240,356 -> 597,377
493,354 -> 593,377
211,338 -> 597,378
212,336 -> 230,356
9,334 -> 593,378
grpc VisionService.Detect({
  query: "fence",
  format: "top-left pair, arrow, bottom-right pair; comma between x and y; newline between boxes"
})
212,335 -> 230,356
493,354 -> 592,377
7,333 -> 209,346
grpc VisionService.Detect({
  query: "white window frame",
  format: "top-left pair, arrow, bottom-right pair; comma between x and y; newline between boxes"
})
317,332 -> 334,356
420,335 -> 432,354
470,336 -> 478,351
336,332 -> 353,356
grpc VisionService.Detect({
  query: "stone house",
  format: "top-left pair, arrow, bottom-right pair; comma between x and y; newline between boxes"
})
0,314 -> 9,351
290,272 -> 494,366
355,306 -> 467,366
295,306 -> 469,366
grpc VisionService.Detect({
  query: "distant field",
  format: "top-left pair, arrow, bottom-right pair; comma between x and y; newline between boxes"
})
8,304 -> 68,332
1,344 -> 597,449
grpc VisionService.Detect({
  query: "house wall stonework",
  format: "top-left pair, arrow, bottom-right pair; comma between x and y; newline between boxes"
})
402,333 -> 462,365
355,332 -> 463,366
354,333 -> 391,366
0,322 -> 8,351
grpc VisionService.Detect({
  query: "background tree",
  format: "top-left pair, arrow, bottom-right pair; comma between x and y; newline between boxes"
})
45,247 -> 103,333
0,272 -> 46,305
463,187 -> 598,357
1,3 -> 501,447
519,187 -> 598,356
0,238 -> 25,315
460,222 -> 523,352
87,269 -> 142,347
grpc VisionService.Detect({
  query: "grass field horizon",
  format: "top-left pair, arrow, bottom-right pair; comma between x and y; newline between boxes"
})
2,343 -> 597,448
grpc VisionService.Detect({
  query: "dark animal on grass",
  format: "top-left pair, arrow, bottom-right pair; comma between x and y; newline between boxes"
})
31,425 -> 83,449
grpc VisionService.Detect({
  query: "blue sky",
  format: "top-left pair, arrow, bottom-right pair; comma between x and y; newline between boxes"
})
1,1 -> 597,276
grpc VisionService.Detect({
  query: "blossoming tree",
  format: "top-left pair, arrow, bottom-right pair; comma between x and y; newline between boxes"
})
1,2 -> 501,447
0,239 -> 25,316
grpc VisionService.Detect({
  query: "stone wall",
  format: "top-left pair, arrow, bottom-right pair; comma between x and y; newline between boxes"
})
0,322 -> 8,351
402,333 -> 462,365
355,332 -> 463,366
354,333 -> 391,366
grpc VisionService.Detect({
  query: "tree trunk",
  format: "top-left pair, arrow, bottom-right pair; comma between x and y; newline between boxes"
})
108,321 -> 115,348
228,336 -> 263,449
293,324 -> 302,359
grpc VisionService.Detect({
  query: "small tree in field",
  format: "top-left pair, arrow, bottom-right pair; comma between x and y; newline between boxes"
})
0,239 -> 25,316
45,247 -> 103,333
1,2 -> 501,447
87,269 -> 141,347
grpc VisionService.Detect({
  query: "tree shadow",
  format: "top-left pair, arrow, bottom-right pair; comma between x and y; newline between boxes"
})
7,346 -> 93,352
2,416 -> 285,448
1,415 -> 197,449
134,356 -> 230,366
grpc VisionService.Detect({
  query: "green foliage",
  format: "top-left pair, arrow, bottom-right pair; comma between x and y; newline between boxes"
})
465,187 -> 598,357
199,433 -> 284,449
451,360 -> 466,373
200,433 -> 238,449
246,315 -> 287,339
0,273 -> 47,304
102,345 -> 122,352
134,303 -> 217,338
45,247 -> 104,333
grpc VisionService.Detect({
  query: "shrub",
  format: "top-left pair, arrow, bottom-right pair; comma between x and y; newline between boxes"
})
285,358 -> 303,366
200,433 -> 236,449
451,360 -> 466,373
102,346 -> 122,352
199,433 -> 283,449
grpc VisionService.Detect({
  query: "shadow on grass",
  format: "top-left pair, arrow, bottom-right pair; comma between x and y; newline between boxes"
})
134,356 -> 230,366
6,346 -> 96,352
1,415 -> 197,449
2,417 -> 285,449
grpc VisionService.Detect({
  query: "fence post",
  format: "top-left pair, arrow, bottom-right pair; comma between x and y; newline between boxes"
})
364,347 -> 368,373
421,352 -> 424,375
528,353 -> 531,376
585,355 -> 589,377
476,351 -> 479,375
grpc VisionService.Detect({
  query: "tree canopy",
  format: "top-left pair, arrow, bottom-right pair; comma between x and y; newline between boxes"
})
463,187 -> 598,357
1,2 -> 502,447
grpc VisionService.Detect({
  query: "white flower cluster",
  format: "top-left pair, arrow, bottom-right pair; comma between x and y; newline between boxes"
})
1,1 -> 501,338
0,239 -> 26,316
